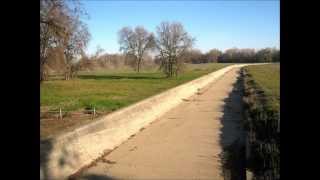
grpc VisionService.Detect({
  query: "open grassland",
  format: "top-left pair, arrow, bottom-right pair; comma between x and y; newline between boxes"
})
41,63 -> 232,139
244,63 -> 280,110
41,63 -> 232,112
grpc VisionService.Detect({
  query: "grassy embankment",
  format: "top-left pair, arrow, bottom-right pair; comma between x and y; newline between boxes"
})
41,63 -> 232,139
242,63 -> 280,179
244,63 -> 280,110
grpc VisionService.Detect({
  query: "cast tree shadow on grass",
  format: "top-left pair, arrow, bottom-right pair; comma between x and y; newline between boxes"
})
78,74 -> 165,80
218,71 -> 246,180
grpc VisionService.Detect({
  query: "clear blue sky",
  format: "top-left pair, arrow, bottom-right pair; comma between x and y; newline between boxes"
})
81,0 -> 279,55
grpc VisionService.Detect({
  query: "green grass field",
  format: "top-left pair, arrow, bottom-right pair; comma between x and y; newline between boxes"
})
40,63 -> 232,139
41,63 -> 232,113
244,63 -> 280,109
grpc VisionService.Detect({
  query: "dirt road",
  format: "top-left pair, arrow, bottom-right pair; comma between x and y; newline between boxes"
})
77,67 -> 245,180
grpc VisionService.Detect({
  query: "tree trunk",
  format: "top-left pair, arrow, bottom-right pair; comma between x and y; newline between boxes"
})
65,68 -> 70,80
170,58 -> 174,77
169,62 -> 171,77
40,68 -> 44,82
40,65 -> 48,82
40,69 -> 45,82
65,72 -> 69,80
137,58 -> 141,73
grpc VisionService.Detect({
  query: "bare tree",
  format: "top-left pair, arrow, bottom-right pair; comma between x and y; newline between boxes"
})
63,20 -> 90,80
40,0 -> 90,81
118,26 -> 155,72
155,22 -> 195,77
40,0 -> 69,82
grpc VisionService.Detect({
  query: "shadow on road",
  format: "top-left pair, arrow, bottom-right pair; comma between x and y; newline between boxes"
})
74,174 -> 115,180
40,137 -> 82,180
40,138 -> 53,180
219,70 -> 246,180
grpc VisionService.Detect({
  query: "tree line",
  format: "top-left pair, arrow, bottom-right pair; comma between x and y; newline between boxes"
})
40,0 -> 194,81
40,0 -> 279,82
181,47 -> 279,64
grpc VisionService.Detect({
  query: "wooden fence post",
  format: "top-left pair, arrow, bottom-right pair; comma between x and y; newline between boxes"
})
59,108 -> 62,120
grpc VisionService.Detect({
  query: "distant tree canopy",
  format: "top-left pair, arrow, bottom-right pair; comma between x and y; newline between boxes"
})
218,48 -> 279,63
182,49 -> 203,64
219,48 -> 257,63
183,48 -> 223,64
205,49 -> 222,63
255,48 -> 279,63
179,47 -> 279,64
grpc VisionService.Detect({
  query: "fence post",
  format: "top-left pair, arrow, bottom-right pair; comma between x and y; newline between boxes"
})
93,107 -> 96,117
277,115 -> 280,133
59,108 -> 62,120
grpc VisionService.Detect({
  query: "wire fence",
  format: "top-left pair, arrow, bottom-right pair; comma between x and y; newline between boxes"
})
40,107 -> 98,120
